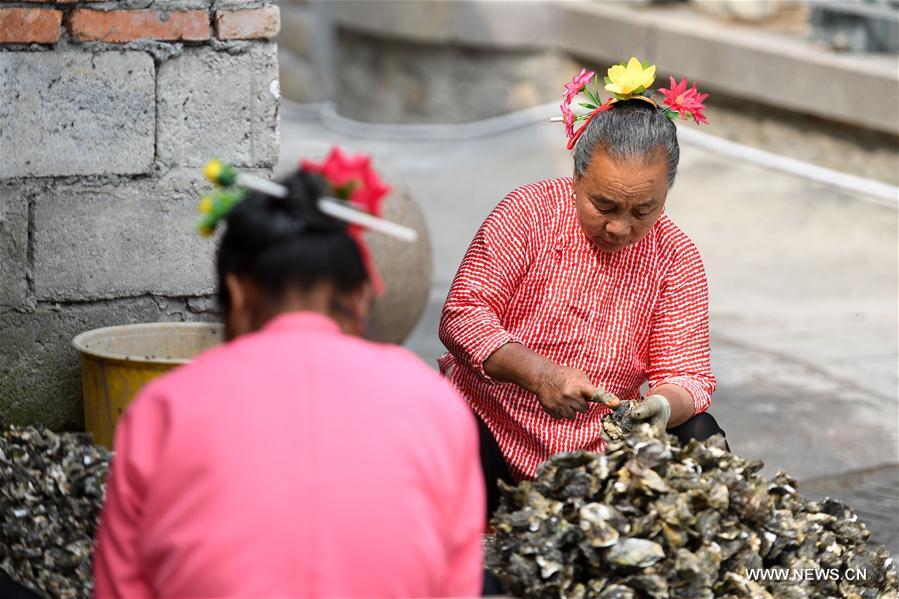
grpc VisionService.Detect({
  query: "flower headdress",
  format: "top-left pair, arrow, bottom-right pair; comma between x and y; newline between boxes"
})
555,57 -> 709,150
197,147 -> 417,295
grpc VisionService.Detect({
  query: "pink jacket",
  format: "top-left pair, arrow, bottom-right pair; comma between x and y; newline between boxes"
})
94,312 -> 484,598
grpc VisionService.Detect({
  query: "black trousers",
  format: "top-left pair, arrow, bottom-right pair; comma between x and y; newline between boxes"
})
478,411 -> 727,520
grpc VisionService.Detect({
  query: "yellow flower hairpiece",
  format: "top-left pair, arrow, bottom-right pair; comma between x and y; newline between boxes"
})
196,188 -> 247,237
203,158 -> 237,188
604,57 -> 657,99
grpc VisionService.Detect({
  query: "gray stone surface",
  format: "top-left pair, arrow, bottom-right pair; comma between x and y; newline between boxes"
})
0,51 -> 155,178
0,184 -> 28,308
104,0 -> 214,9
278,46 -> 320,102
363,184 -> 432,344
277,2 -> 333,102
212,0 -> 272,8
279,2 -> 316,60
0,298 -> 213,430
111,0 -> 270,7
335,29 -> 577,123
157,45 -> 280,167
324,0 -> 560,49
31,169 -> 221,301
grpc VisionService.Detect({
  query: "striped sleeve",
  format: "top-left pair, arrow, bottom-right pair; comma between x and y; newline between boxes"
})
438,188 -> 535,380
646,236 -> 716,414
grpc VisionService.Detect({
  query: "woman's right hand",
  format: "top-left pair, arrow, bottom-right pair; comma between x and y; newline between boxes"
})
530,362 -> 597,420
484,342 -> 612,420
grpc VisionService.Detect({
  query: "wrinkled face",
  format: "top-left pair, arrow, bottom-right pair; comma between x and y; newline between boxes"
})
572,147 -> 669,253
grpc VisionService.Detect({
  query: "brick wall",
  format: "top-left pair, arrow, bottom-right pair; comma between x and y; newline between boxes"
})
0,0 -> 281,429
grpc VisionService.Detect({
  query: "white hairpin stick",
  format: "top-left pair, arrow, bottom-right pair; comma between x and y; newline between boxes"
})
319,198 -> 418,242
236,172 -> 418,243
236,173 -> 288,198
549,116 -> 564,123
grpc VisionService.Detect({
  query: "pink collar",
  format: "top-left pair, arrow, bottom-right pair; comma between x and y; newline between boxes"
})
262,311 -> 341,335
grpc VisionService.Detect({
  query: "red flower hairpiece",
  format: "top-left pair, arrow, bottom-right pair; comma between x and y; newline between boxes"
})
658,76 -> 709,125
300,147 -> 391,218
301,147 -> 393,295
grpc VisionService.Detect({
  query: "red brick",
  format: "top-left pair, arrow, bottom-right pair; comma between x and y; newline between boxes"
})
0,8 -> 61,44
215,6 -> 280,40
68,9 -> 210,43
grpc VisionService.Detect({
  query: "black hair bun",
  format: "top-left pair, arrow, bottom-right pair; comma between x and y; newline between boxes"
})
216,168 -> 369,309
224,169 -> 346,251
279,170 -> 347,234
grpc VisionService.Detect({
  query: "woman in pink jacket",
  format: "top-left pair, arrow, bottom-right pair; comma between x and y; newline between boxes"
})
93,159 -> 485,598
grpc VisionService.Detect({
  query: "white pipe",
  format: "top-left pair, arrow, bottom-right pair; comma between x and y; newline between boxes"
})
317,100 -> 558,141
674,126 -> 899,208
289,98 -> 899,209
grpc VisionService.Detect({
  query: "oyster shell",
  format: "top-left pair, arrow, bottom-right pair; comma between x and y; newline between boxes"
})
601,400 -> 636,441
0,425 -> 110,599
605,538 -> 665,567
486,424 -> 898,598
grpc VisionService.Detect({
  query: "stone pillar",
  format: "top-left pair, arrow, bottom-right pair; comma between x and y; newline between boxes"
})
0,0 -> 280,429
277,0 -> 333,102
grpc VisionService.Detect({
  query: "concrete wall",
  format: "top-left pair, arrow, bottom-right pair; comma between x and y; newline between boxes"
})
334,29 -> 576,124
318,0 -> 576,122
308,0 -> 898,137
0,0 -> 280,429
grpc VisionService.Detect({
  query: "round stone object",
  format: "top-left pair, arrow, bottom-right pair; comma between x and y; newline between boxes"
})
274,144 -> 433,344
363,183 -> 433,344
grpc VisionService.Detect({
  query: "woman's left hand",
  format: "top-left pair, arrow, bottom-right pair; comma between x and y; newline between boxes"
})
630,395 -> 671,435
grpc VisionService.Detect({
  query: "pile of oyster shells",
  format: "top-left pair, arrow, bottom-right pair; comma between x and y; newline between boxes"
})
486,423 -> 897,598
0,426 -> 110,599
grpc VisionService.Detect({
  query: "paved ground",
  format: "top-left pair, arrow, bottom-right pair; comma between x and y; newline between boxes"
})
279,110 -> 898,550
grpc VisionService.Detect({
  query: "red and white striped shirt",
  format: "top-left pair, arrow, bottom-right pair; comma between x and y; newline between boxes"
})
438,177 -> 715,480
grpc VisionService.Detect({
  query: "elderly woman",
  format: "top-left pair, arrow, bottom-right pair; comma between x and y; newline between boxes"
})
439,61 -> 725,514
